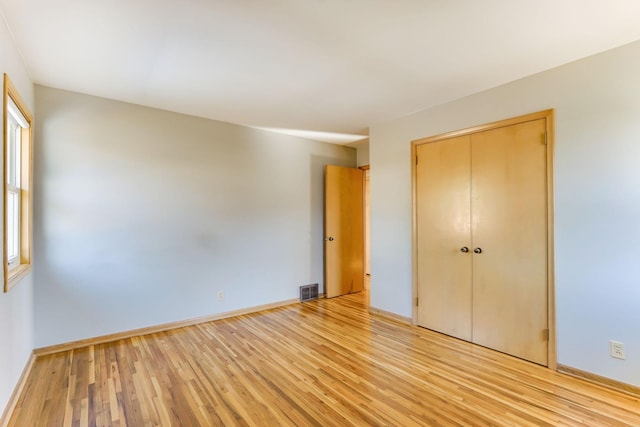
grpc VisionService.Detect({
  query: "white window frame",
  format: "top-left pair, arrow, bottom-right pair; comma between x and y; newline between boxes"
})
7,99 -> 24,270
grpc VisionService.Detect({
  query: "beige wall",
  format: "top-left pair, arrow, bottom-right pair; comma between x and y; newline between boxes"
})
34,86 -> 356,347
356,140 -> 370,167
0,17 -> 34,418
369,39 -> 640,386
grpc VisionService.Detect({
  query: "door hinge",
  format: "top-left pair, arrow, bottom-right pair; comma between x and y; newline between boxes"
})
543,133 -> 548,145
542,329 -> 549,341
416,155 -> 418,165
416,297 -> 419,307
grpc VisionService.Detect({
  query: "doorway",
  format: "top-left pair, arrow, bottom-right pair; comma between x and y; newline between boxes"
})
362,165 -> 370,290
324,164 -> 370,299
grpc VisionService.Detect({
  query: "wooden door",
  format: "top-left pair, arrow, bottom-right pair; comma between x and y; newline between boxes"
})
471,119 -> 548,365
364,168 -> 370,277
325,165 -> 364,298
416,136 -> 473,341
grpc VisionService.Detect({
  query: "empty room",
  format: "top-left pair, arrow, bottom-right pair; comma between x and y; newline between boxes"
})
1,1 -> 640,425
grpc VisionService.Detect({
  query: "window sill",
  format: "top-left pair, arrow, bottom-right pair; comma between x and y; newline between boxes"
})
6,264 -> 31,292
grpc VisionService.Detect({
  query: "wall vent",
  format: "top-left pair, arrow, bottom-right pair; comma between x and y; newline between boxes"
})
299,283 -> 319,302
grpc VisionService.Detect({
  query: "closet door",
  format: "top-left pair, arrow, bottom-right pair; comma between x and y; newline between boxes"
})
470,119 -> 548,365
416,136 -> 472,341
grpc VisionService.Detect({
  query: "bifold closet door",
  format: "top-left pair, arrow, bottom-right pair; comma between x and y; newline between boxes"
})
471,119 -> 548,365
416,136 -> 472,341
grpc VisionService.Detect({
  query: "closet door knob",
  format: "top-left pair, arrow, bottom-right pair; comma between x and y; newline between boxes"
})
473,247 -> 482,254
460,246 -> 469,253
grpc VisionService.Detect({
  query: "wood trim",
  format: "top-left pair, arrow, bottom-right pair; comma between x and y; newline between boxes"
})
557,364 -> 640,399
2,74 -> 7,293
545,113 -> 557,370
362,166 -> 370,278
34,298 -> 301,356
3,74 -> 33,293
410,141 -> 418,325
411,109 -> 556,368
369,306 -> 412,325
19,111 -> 33,267
0,353 -> 35,427
412,109 -> 554,146
6,265 -> 31,290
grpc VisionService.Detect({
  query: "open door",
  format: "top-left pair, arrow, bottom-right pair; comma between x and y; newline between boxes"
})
325,165 -> 364,298
363,167 -> 370,280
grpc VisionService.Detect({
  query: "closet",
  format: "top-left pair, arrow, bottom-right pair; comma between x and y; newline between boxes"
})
414,111 -> 553,366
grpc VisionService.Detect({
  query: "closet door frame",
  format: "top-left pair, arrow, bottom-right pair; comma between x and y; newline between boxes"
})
411,109 -> 556,370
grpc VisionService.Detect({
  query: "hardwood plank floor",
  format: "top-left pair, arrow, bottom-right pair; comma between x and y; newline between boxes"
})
9,292 -> 640,426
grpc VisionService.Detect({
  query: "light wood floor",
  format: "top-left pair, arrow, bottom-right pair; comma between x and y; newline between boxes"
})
9,292 -> 640,426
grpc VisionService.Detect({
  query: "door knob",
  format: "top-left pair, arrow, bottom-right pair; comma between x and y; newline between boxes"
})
460,246 -> 469,253
473,247 -> 482,254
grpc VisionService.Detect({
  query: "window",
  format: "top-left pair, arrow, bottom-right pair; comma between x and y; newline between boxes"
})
3,74 -> 32,292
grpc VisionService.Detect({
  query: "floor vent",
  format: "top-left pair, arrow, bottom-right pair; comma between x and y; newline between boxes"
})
300,283 -> 319,302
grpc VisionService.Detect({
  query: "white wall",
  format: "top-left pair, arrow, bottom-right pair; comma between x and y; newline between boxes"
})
370,40 -> 640,386
355,140 -> 370,167
34,87 -> 355,348
0,16 -> 34,418
345,140 -> 369,167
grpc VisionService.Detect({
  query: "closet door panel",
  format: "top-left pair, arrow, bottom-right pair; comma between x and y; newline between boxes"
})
416,136 -> 472,341
471,119 -> 548,365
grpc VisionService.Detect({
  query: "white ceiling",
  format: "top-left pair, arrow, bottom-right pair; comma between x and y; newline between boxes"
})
3,1 -> 640,142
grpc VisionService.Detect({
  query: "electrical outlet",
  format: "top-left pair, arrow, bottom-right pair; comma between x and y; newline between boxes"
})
609,340 -> 625,360
217,291 -> 224,301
